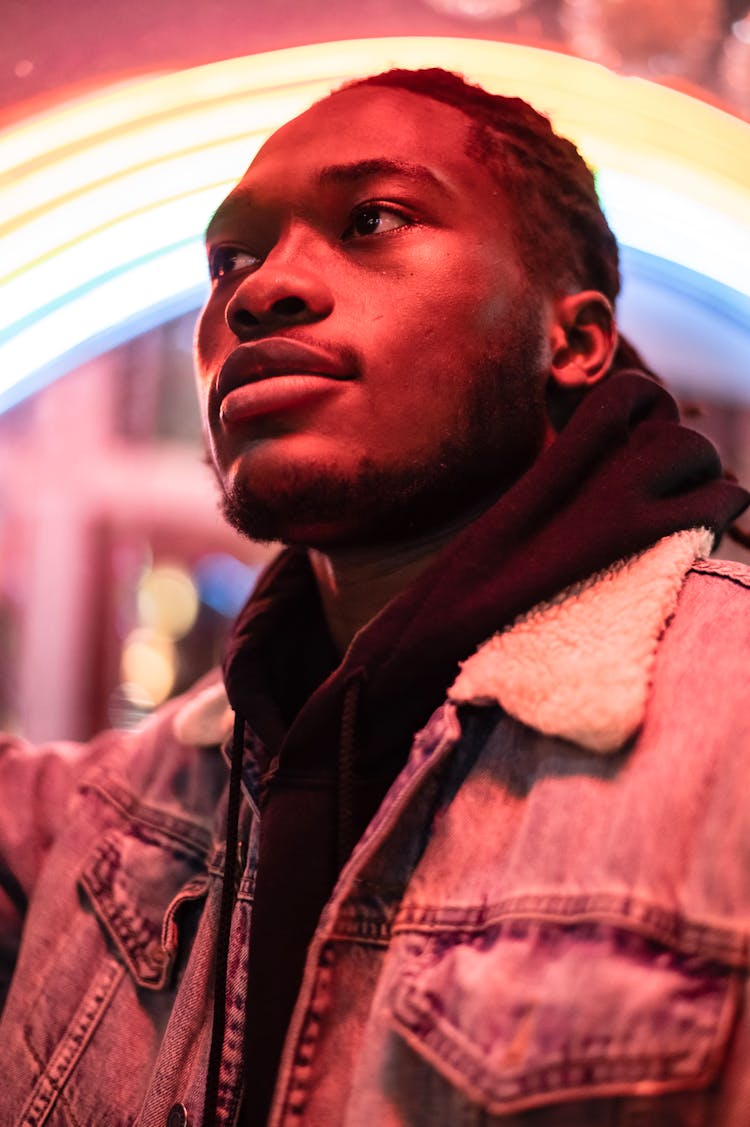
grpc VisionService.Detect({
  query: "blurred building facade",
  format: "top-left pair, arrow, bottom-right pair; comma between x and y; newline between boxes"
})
0,313 -> 274,741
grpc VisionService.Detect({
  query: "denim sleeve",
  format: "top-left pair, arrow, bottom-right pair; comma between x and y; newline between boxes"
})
0,735 -> 105,1012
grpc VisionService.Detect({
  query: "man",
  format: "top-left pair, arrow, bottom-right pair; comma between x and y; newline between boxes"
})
1,67 -> 749,1127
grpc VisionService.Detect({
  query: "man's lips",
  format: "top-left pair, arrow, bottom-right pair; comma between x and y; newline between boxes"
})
217,339 -> 352,403
215,338 -> 353,427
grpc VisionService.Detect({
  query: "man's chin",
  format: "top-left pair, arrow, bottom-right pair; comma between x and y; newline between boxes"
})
221,487 -> 350,548
217,442 -> 539,552
218,451 -> 460,549
220,471 -> 433,550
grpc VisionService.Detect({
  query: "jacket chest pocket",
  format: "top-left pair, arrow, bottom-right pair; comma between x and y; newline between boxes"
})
388,917 -> 741,1124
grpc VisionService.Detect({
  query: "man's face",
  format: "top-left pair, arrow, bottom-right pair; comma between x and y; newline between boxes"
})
195,86 -> 552,547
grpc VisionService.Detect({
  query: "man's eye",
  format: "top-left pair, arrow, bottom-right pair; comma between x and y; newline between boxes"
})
342,205 -> 410,240
208,246 -> 259,281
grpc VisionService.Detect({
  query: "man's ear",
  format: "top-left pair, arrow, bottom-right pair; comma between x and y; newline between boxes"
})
545,291 -> 617,432
548,291 -> 617,390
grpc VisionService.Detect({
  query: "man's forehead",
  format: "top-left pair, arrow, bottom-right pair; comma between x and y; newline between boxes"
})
239,86 -> 487,203
256,84 -> 472,165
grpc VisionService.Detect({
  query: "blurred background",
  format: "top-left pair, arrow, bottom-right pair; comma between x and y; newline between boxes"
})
1,0 -> 749,740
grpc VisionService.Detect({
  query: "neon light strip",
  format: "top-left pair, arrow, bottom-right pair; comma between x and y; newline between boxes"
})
1,37 -> 748,412
597,169 -> 750,299
1,242 -> 207,381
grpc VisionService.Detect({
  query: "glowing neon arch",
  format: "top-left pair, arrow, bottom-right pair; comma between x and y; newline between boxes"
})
1,37 -> 749,412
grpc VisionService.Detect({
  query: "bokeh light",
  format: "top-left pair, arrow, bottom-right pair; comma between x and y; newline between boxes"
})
137,562 -> 200,639
120,627 -> 177,708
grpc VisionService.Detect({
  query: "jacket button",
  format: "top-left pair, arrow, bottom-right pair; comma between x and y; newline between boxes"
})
146,939 -> 166,966
167,1103 -> 188,1127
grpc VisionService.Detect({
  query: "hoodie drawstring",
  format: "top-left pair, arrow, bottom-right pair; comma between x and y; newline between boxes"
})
204,711 -> 246,1126
337,671 -> 365,871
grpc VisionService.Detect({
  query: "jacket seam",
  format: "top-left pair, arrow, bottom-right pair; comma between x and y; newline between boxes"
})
690,562 -> 750,590
21,1027 -> 84,1127
390,895 -> 750,967
691,572 -> 750,592
80,777 -> 212,855
19,958 -> 124,1127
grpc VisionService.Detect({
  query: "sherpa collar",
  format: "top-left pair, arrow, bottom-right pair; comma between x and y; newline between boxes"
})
174,675 -> 234,748
448,527 -> 713,755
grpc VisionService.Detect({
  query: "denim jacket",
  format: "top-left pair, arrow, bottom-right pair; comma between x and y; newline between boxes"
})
2,528 -> 750,1127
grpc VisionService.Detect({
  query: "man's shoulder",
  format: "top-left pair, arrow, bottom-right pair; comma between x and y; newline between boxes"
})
645,553 -> 750,745
689,554 -> 750,593
673,554 -> 750,638
662,551 -> 750,654
4,672 -> 234,845
80,670 -> 232,827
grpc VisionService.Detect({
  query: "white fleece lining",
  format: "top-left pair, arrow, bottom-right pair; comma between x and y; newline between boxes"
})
449,528 -> 714,755
174,679 -> 234,748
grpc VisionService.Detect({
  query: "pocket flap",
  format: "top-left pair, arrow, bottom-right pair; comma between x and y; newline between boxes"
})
390,919 -> 740,1115
80,818 -> 209,990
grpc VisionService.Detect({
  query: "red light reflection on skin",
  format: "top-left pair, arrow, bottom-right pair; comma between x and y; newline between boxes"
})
195,85 -> 552,549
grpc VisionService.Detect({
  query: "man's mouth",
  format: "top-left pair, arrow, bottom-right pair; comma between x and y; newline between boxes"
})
215,338 -> 353,426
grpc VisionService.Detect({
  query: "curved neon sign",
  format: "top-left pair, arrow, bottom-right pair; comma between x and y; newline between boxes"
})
1,37 -> 749,412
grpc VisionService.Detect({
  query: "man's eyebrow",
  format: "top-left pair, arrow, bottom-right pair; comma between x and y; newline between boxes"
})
205,199 -> 243,242
315,157 -> 448,192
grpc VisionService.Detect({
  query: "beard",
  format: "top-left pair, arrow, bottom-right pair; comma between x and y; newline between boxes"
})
217,308 -> 549,550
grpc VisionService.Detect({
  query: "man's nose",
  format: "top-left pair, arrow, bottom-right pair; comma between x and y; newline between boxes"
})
224,232 -> 334,339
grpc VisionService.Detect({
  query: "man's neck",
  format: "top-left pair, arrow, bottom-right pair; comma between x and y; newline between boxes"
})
307,509 -> 485,656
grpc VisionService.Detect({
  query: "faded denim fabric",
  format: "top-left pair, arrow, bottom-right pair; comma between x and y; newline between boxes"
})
1,562 -> 749,1126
